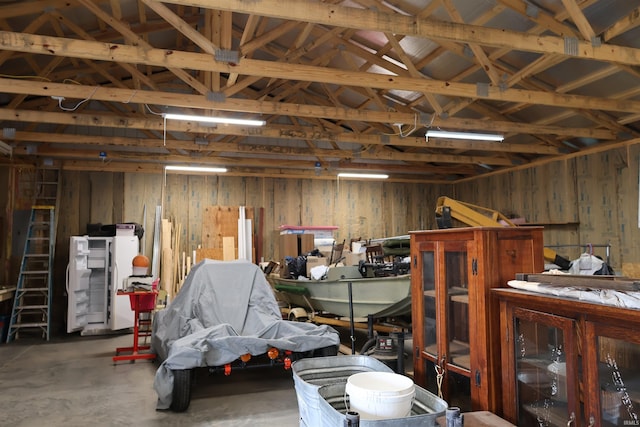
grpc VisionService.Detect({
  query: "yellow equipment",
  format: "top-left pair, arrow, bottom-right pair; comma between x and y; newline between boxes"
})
435,196 -> 572,270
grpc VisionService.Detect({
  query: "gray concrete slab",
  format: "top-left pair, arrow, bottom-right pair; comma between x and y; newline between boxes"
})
0,334 -> 300,426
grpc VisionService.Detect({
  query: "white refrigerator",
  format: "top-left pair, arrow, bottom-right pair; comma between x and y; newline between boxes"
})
66,235 -> 139,334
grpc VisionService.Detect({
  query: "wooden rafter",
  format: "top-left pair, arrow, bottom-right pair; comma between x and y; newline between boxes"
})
0,0 -> 638,181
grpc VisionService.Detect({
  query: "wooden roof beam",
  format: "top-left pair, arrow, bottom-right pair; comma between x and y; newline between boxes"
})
3,32 -> 640,114
0,81 -> 616,140
157,0 -> 640,66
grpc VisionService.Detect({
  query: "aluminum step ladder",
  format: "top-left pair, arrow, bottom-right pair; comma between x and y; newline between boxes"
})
7,169 -> 59,342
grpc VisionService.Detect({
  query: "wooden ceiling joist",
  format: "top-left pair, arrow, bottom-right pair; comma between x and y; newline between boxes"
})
0,0 -> 637,181
1,32 -> 640,114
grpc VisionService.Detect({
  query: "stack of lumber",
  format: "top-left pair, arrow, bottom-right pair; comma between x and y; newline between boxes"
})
159,206 -> 258,301
160,218 -> 194,301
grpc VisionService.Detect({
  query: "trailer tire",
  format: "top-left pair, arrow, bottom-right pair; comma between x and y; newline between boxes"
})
314,344 -> 339,357
170,369 -> 192,412
287,307 -> 309,322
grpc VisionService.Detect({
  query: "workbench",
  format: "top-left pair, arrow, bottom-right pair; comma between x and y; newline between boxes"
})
0,287 -> 16,303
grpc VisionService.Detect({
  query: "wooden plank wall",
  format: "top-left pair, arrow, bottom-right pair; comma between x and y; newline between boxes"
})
35,142 -> 640,303
618,148 -> 640,277
52,172 -> 449,269
454,145 -> 640,273
6,142 -> 640,337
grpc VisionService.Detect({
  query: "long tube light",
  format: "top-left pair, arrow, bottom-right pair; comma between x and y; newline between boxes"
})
426,130 -> 504,142
163,113 -> 265,126
337,172 -> 389,179
165,165 -> 227,173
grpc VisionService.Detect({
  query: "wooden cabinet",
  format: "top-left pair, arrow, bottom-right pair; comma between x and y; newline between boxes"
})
495,288 -> 640,426
409,227 -> 544,413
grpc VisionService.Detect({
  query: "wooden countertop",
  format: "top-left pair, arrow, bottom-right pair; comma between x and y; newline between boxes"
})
437,411 -> 516,427
0,287 -> 16,303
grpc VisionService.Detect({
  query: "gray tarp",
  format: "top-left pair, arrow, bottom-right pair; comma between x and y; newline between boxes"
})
152,259 -> 340,409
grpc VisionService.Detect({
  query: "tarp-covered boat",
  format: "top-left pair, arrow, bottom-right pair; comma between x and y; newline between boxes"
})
152,259 -> 340,411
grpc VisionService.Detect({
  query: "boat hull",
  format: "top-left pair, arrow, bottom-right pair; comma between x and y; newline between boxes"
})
271,274 -> 411,319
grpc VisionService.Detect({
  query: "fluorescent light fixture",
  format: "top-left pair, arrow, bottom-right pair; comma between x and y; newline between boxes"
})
337,172 -> 389,179
426,130 -> 504,142
0,139 -> 12,156
165,165 -> 227,173
163,113 -> 265,126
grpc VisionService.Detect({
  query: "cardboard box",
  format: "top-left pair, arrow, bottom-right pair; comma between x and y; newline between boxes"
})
306,256 -> 329,277
345,251 -> 366,266
280,233 -> 315,258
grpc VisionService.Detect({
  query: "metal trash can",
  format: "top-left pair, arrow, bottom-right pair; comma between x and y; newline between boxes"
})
292,355 -> 394,427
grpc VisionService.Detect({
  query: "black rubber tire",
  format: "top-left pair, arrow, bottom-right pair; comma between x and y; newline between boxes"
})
315,344 -> 339,357
170,369 -> 192,412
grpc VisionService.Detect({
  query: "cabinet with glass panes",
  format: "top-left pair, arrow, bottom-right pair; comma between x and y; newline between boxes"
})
409,227 -> 544,414
495,288 -> 640,427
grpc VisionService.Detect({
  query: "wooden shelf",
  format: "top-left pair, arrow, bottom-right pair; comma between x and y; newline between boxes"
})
451,294 -> 469,304
452,354 -> 471,370
522,401 -> 569,426
424,340 -> 471,370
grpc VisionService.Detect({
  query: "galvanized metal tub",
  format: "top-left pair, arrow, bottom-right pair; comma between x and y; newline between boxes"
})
292,355 -> 394,427
317,381 -> 448,426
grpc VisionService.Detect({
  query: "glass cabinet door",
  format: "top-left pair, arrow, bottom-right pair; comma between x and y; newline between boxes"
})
419,247 -> 444,403
419,241 -> 472,411
421,250 -> 437,357
512,307 -> 579,427
445,248 -> 469,370
443,245 -> 472,411
586,323 -> 640,427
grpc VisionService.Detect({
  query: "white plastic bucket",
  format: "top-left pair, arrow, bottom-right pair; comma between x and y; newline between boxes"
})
345,372 -> 415,420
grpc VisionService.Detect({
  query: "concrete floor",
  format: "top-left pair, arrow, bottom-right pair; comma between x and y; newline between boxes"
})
0,324 -> 411,426
0,334 -> 301,426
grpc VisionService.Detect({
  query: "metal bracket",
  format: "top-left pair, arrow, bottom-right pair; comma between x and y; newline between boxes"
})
564,37 -> 579,56
419,113 -> 431,126
525,3 -> 539,18
215,49 -> 240,64
476,82 -> 489,97
206,91 -> 226,102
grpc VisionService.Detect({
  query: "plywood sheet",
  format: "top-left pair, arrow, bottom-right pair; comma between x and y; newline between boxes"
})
187,176 -> 206,251
196,247 -> 224,261
163,175 -> 190,259
123,172 -> 163,258
201,206 -> 254,249
217,176 -> 248,206
272,178 -> 302,229
89,172 -> 114,225
302,179 -> 335,228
